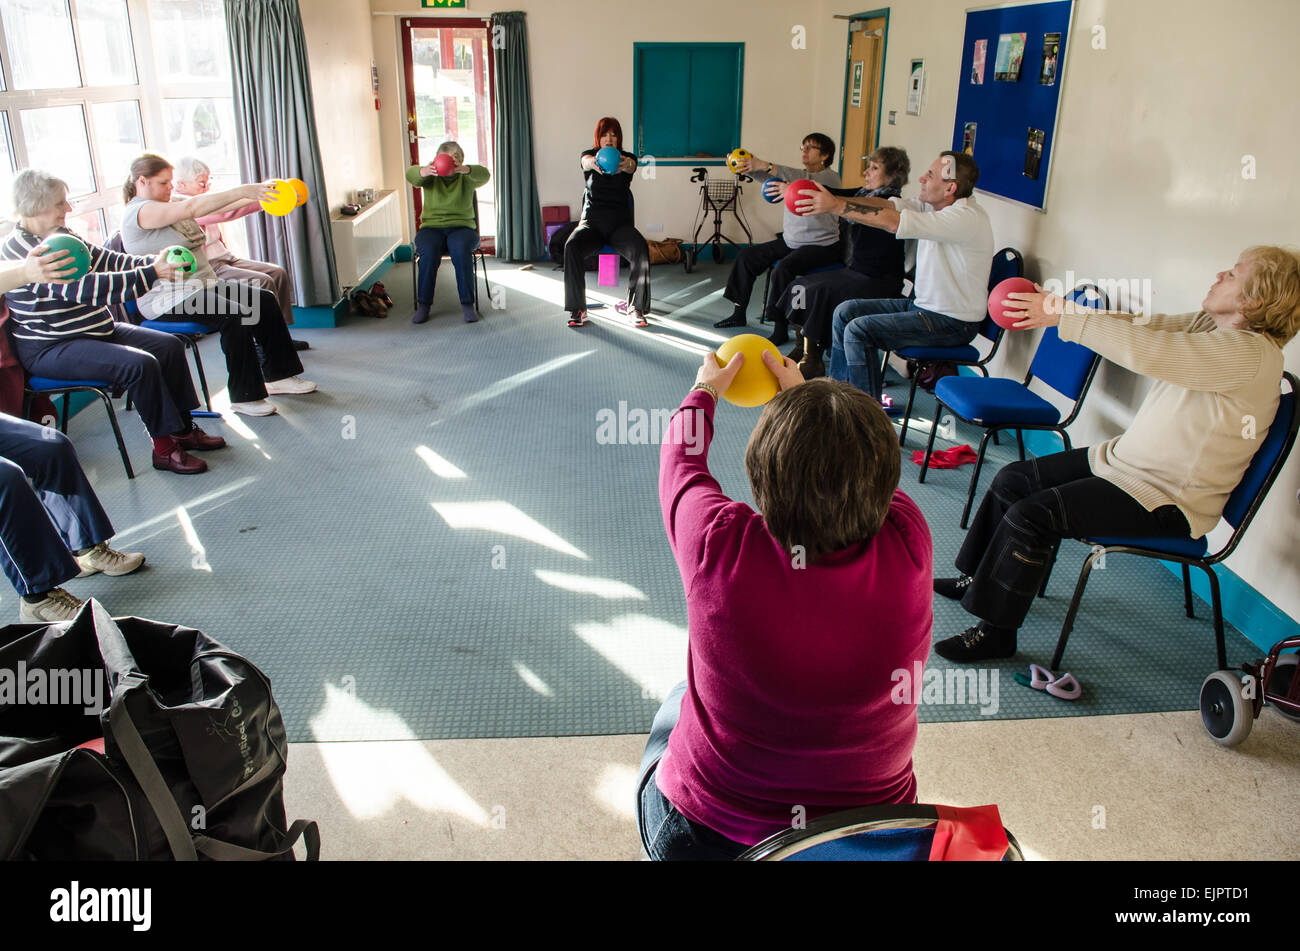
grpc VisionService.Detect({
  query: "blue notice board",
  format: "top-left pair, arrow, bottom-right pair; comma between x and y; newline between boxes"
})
952,1 -> 1074,210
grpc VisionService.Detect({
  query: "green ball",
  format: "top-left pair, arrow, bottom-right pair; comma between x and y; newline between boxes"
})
163,245 -> 198,275
41,233 -> 91,281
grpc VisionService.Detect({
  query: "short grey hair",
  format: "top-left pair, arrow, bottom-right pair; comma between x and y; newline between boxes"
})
436,141 -> 464,166
12,169 -> 68,218
173,155 -> 209,183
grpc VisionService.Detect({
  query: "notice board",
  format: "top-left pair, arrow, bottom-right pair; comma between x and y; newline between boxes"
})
951,0 -> 1074,210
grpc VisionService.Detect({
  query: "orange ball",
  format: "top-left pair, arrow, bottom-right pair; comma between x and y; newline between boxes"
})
715,333 -> 781,407
288,178 -> 309,206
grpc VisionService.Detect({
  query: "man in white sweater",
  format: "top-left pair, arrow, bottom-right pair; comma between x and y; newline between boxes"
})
932,245 -> 1300,661
802,151 -> 993,409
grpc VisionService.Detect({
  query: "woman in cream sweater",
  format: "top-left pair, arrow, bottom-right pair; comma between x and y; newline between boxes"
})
931,245 -> 1300,661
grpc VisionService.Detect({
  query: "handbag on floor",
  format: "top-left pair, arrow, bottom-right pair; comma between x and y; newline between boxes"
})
0,600 -> 319,861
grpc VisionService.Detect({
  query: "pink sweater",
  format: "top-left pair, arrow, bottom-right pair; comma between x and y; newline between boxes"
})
655,389 -> 933,845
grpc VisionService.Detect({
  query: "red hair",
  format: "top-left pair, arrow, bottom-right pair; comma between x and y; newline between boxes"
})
594,117 -> 623,150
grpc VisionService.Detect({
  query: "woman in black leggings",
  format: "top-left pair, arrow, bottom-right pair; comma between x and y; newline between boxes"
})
563,117 -> 651,328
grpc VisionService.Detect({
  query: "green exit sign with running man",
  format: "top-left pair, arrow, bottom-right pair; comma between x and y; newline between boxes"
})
421,0 -> 466,7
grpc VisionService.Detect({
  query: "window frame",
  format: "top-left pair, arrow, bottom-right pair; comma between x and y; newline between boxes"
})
0,0 -> 236,236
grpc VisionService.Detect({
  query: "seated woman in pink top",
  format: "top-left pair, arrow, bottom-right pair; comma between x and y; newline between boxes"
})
639,349 -> 933,860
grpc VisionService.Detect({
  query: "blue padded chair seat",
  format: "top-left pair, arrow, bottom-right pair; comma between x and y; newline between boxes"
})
1088,534 -> 1209,559
934,376 -> 1061,426
28,377 -> 114,391
784,827 -> 934,861
141,319 -> 211,335
898,344 -> 981,363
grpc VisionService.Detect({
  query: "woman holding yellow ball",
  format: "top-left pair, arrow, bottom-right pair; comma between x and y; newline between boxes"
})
120,153 -> 315,417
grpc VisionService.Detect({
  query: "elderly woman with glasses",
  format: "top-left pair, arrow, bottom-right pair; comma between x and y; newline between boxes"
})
0,168 -> 221,474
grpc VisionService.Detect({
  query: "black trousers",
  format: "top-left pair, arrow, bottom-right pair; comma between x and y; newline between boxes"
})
782,269 -> 903,348
14,323 -> 198,439
158,283 -> 303,403
723,238 -> 843,323
956,449 -> 1190,630
563,210 -> 651,315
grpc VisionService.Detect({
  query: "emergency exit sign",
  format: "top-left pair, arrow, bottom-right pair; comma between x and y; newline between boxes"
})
421,0 -> 466,7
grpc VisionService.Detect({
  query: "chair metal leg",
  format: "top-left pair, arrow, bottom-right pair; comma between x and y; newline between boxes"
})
1051,546 -> 1104,670
189,338 -> 213,412
919,399 -> 943,483
59,394 -> 70,433
477,249 -> 491,311
1182,563 -> 1194,618
960,428 -> 996,529
899,375 -> 920,447
760,269 -> 770,323
1060,429 -> 1073,452
96,390 -> 134,480
1016,429 -> 1026,461
1203,564 -> 1227,670
992,431 -> 1000,446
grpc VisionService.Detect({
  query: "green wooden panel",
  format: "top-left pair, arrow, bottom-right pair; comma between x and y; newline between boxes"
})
635,43 -> 742,158
636,47 -> 691,157
686,46 -> 740,156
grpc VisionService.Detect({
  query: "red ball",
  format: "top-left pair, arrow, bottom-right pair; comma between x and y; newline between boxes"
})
433,153 -> 455,176
784,178 -> 818,216
988,277 -> 1039,329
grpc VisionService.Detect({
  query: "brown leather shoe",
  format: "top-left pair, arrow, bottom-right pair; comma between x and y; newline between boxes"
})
175,425 -> 226,451
152,445 -> 208,474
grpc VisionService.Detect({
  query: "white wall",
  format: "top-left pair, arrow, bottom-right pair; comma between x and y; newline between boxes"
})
299,0 -> 385,213
819,0 -> 1300,622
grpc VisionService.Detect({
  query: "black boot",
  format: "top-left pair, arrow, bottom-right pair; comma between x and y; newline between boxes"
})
714,305 -> 746,329
933,622 -> 1017,661
934,575 -> 973,601
766,320 -> 789,346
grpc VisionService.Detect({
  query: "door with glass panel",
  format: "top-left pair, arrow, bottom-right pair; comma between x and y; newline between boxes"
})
400,17 -> 495,248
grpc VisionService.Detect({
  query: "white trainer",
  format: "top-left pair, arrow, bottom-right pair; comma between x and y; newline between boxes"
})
230,399 -> 278,416
75,542 -> 146,578
264,376 -> 317,395
19,588 -> 85,623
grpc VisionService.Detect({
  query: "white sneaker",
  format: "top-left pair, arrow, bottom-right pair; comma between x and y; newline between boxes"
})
75,542 -> 146,578
19,588 -> 85,623
265,376 -> 317,395
231,399 -> 278,416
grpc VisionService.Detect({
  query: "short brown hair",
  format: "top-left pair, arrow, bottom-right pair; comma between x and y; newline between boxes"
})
939,150 -> 979,199
867,146 -> 910,190
745,379 -> 901,561
123,152 -> 172,203
1239,246 -> 1300,346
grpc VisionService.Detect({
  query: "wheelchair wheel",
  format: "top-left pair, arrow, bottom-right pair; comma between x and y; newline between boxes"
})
711,240 -> 723,265
1268,654 -> 1300,722
1200,670 -> 1254,746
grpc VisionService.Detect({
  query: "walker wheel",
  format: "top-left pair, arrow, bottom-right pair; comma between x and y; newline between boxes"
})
1268,653 -> 1300,723
1199,670 -> 1254,746
683,249 -> 695,274
711,241 -> 723,265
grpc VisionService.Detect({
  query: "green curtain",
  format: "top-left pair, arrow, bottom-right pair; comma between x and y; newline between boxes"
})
224,0 -> 339,305
492,12 -> 545,262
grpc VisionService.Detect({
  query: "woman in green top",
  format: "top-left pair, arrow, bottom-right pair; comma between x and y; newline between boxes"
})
405,140 -> 490,324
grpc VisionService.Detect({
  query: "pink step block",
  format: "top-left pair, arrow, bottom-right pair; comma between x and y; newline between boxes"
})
598,253 -> 619,287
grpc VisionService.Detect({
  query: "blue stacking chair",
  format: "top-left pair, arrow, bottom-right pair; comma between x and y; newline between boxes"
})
22,377 -> 134,479
890,247 -> 1024,446
920,283 -> 1108,528
1049,372 -> 1299,671
738,803 -> 1023,861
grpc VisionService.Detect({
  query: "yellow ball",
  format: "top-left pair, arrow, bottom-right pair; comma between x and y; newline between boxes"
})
726,148 -> 752,174
259,179 -> 298,216
715,333 -> 781,407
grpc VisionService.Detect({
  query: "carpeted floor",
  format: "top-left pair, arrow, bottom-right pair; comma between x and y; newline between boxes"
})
41,257 -> 1264,742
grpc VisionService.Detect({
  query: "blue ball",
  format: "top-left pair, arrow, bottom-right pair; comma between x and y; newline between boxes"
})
595,147 -> 622,174
762,180 -> 784,204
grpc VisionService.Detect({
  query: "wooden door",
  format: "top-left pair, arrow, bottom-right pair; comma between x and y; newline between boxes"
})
840,17 -> 886,189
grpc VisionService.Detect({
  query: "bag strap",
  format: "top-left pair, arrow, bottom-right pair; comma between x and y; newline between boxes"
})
108,673 -> 198,861
193,820 -> 320,862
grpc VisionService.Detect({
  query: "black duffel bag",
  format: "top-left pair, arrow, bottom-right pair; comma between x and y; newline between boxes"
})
0,600 -> 319,860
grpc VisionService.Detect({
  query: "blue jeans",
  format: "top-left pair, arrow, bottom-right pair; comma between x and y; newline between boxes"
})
636,682 -> 749,861
829,298 -> 978,399
415,226 -> 479,305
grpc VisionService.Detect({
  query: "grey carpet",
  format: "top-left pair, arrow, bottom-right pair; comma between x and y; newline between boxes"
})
43,258 -> 1258,740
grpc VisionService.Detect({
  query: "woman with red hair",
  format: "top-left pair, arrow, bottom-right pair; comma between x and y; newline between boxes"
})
563,117 -> 651,328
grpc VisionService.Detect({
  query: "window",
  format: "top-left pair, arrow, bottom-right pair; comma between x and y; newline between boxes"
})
0,0 -> 238,241
633,43 -> 744,163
